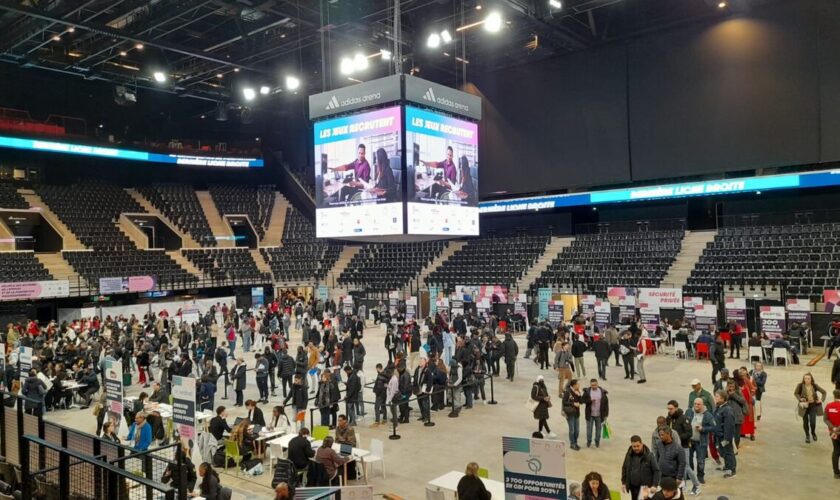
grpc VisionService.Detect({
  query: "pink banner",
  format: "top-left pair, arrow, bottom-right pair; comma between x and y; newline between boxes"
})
0,280 -> 69,301
128,276 -> 156,293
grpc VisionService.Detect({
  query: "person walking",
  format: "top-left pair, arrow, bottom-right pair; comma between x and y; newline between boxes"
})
655,426 -> 687,490
713,390 -> 737,478
502,333 -> 519,381
666,400 -> 701,495
823,389 -> 840,478
750,362 -> 768,421
619,330 -> 636,380
555,342 -> 574,395
593,335 -> 610,381
621,435 -> 660,500
531,375 -> 554,437
710,333 -> 726,385
685,397 -> 715,485
582,378 -> 609,448
562,379 -> 584,450
605,325 -> 622,367
794,372 -> 828,443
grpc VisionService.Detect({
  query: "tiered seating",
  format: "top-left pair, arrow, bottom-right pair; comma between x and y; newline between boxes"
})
0,252 -> 51,281
339,241 -> 447,292
0,183 -> 28,209
182,248 -> 271,282
426,234 -> 550,289
36,181 -> 144,250
138,183 -> 216,246
532,229 -> 684,295
685,223 -> 840,301
209,185 -> 275,239
64,250 -> 196,285
261,207 -> 340,282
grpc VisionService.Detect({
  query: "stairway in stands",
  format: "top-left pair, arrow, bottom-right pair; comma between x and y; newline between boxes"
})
405,241 -> 465,295
324,246 -> 361,297
261,193 -> 289,247
17,189 -> 86,249
165,250 -> 204,279
249,248 -> 274,276
514,236 -> 575,292
35,253 -> 88,289
125,188 -> 201,248
661,230 -> 718,288
195,191 -> 235,247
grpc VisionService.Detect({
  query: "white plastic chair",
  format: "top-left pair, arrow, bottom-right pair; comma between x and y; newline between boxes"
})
425,486 -> 446,500
268,442 -> 285,463
748,346 -> 763,363
364,438 -> 385,479
772,347 -> 790,366
674,342 -> 688,359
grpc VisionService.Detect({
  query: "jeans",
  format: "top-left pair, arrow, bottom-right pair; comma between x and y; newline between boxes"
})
683,446 -> 700,488
281,375 -> 292,398
464,383 -> 474,408
636,356 -> 646,380
346,399 -> 356,426
717,440 -> 736,473
803,404 -> 819,436
242,333 -> 251,352
256,376 -> 268,401
442,345 -> 454,367
832,437 -> 840,475
418,393 -> 430,421
374,394 -> 387,423
235,389 -> 243,406
566,414 -> 580,446
451,386 -> 463,412
539,344 -> 550,369
228,340 -> 236,358
586,416 -> 603,445
611,344 -> 622,365
505,359 -> 515,380
320,407 -> 330,426
711,362 -> 724,385
356,393 -> 366,416
730,335 -> 742,358
574,356 -> 586,377
689,440 -> 708,480
622,354 -> 635,378
596,358 -> 608,379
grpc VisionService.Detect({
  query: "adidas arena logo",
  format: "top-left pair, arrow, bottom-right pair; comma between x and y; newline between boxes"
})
324,92 -> 382,111
421,87 -> 469,112
422,88 -> 437,102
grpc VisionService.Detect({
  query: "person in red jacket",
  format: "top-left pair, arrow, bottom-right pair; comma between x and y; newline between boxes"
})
27,320 -> 39,337
824,389 -> 840,478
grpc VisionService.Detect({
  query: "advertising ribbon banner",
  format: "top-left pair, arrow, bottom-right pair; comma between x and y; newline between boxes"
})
638,288 -> 683,309
172,375 -> 197,443
503,436 -> 566,499
759,306 -> 786,339
0,280 -> 69,301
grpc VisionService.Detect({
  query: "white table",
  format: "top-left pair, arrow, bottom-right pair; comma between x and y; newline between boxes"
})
312,440 -> 371,483
255,428 -> 287,442
428,470 -> 505,499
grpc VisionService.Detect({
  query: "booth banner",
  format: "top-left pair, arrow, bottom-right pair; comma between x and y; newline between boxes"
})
0,279 -> 69,301
181,306 -> 201,326
251,287 -> 265,307
580,294 -> 597,319
618,295 -> 636,323
786,298 -> 811,326
824,290 -> 840,313
342,296 -> 354,315
18,346 -> 33,374
405,297 -> 418,321
538,288 -> 552,320
435,298 -> 450,323
317,285 -> 329,303
99,276 -> 156,294
694,304 -> 718,333
607,286 -> 637,306
455,285 -> 479,302
503,436 -> 567,499
514,293 -> 528,317
594,300 -> 611,331
683,296 -> 704,327
477,298 -> 492,319
638,287 -> 683,309
388,290 -> 400,315
428,286 -> 439,315
547,300 -> 564,328
639,305 -> 660,332
760,306 -> 786,339
104,358 -> 124,417
724,297 -> 747,328
172,375 -> 197,442
451,295 -> 464,317
479,285 -> 508,304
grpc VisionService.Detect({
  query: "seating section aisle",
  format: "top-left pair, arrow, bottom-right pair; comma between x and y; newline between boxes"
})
339,242 -> 447,292
532,229 -> 684,295
209,185 -> 275,239
138,184 -> 216,246
684,223 -> 840,301
261,207 -> 340,282
0,252 -> 52,282
426,234 -> 550,290
0,183 -> 28,209
182,248 -> 271,282
36,182 -> 144,251
64,250 -> 196,285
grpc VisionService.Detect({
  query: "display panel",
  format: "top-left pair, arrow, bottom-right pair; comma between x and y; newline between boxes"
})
314,106 -> 404,238
405,106 -> 479,235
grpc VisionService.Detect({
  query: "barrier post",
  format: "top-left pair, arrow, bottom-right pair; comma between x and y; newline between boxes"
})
424,392 -> 435,427
488,374 -> 497,405
389,401 -> 400,440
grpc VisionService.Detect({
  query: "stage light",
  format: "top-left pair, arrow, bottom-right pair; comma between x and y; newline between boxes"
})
285,76 -> 300,90
427,33 -> 441,48
380,49 -> 392,60
353,53 -> 369,71
259,86 -> 271,95
242,87 -> 256,101
440,30 -> 452,43
119,51 -> 127,56
216,73 -> 223,78
134,43 -> 144,50
475,4 -> 482,10
234,68 -> 240,72
549,0 -> 562,9
52,35 -> 61,41
153,71 -> 167,83
484,12 -> 502,33
718,1 -> 727,8
340,57 -> 354,75
67,27 -> 75,33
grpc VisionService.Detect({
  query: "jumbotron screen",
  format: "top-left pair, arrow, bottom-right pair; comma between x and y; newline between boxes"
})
314,106 -> 404,238
405,106 -> 479,235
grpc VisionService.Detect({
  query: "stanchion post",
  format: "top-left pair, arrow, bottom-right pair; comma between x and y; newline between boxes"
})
389,401 -> 401,440
424,392 -> 435,427
488,374 -> 497,405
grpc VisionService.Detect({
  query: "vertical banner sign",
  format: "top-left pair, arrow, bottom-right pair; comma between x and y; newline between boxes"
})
18,346 -> 33,374
594,300 -> 611,332
514,293 -> 529,329
547,301 -> 564,328
759,306 -> 786,339
405,297 -> 418,321
428,286 -> 439,316
451,294 -> 465,316
538,288 -> 552,320
724,298 -> 747,328
477,298 -> 492,319
172,375 -> 197,445
786,298 -> 811,327
638,288 -> 683,309
618,295 -> 637,323
436,297 -> 450,323
388,290 -> 400,316
317,285 -> 329,303
503,436 -> 567,499
0,343 -> 5,389
342,296 -> 354,315
639,304 -> 660,333
683,297 -> 703,328
694,304 -> 718,333
104,358 -> 124,425
580,295 -> 597,319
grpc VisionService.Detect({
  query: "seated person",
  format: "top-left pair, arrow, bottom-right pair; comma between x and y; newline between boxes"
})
695,330 -> 712,346
334,414 -> 357,478
748,333 -> 763,348
229,417 -> 255,462
287,428 -> 315,471
126,413 -> 153,451
245,399 -> 266,426
771,336 -> 800,363
266,405 -> 291,434
149,382 -> 170,403
209,406 -> 232,441
314,436 -> 349,486
126,392 -> 149,423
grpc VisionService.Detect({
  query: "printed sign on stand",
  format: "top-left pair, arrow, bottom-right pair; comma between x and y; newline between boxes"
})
477,298 -> 492,319
428,286 -> 439,315
172,375 -> 197,445
538,288 -> 552,320
405,296 -> 418,321
451,294 -> 464,317
639,304 -> 660,333
694,304 -> 718,333
594,300 -> 611,332
104,358 -> 124,431
580,294 -> 597,319
547,301 -> 564,328
388,290 -> 400,315
724,297 -> 747,328
435,297 -> 450,323
618,295 -> 637,323
786,298 -> 811,327
759,306 -> 786,339
683,296 -> 704,327
638,287 -> 683,309
503,436 -> 566,499
18,346 -> 33,374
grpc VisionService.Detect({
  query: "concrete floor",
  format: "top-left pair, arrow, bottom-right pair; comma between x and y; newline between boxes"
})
46,325 -> 838,499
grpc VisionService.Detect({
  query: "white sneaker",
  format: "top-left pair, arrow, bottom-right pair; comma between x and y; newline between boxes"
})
547,432 -> 557,438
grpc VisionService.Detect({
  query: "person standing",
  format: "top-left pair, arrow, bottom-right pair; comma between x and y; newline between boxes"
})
710,333 -> 726,385
593,336 -> 610,381
413,358 -> 433,424
572,336 -> 587,378
823,389 -> 840,478
502,333 -> 519,381
605,325 -> 622,367
254,353 -> 269,404
231,357 -> 247,407
619,331 -> 636,380
795,372 -> 828,443
729,323 -> 743,359
562,379 -> 584,450
371,363 -> 388,427
343,365 -> 361,426
750,362 -> 768,421
582,378 -> 609,448
655,426 -> 686,490
685,397 -> 715,485
621,435 -> 660,500
531,375 -> 554,437
666,400 -> 701,495
555,342 -> 574,396
713,390 -> 737,478
636,330 -> 648,384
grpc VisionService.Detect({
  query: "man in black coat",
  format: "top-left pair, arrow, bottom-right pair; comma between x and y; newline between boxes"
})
246,399 -> 266,426
232,358 -> 247,407
287,428 -> 315,471
343,365 -> 361,426
621,435 -> 661,500
209,406 -> 232,441
501,334 -> 519,381
592,336 -> 611,381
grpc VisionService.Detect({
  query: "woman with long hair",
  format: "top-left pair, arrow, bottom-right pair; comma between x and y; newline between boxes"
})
457,155 -> 475,204
794,372 -> 828,443
372,148 -> 397,202
736,367 -> 757,440
191,462 -> 221,499
580,471 -> 611,500
750,362 -> 768,420
531,375 -> 554,437
229,417 -> 254,461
